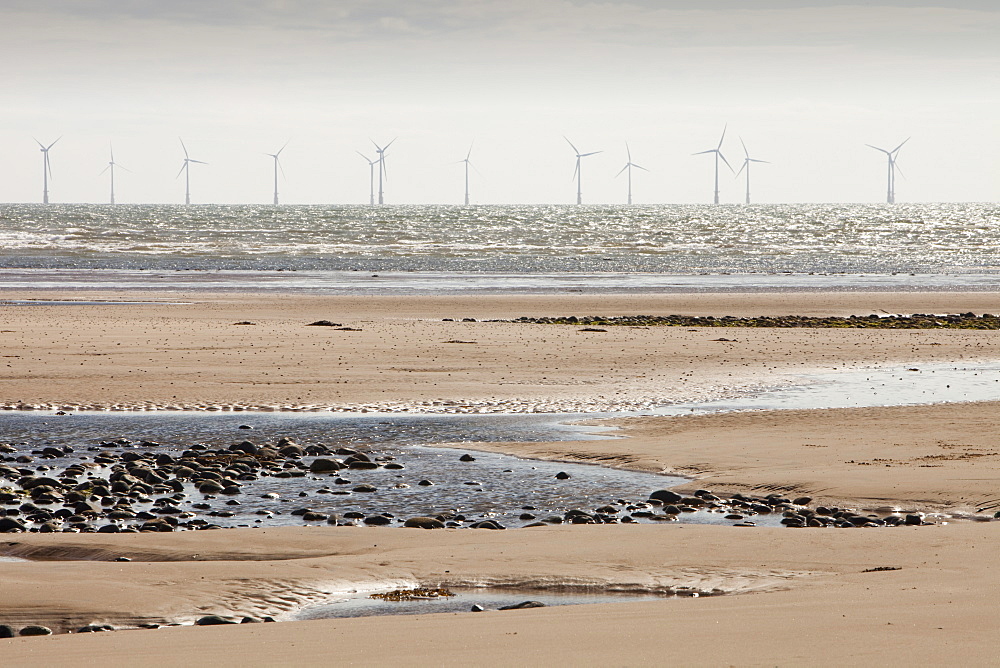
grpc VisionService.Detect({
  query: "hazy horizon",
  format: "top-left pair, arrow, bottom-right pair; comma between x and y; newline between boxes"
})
2,1 -> 997,206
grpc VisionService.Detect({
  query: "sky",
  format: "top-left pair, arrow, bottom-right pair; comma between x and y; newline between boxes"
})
1,0 -> 997,205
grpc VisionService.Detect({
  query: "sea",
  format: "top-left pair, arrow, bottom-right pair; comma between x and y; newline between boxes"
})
1,202 -> 999,293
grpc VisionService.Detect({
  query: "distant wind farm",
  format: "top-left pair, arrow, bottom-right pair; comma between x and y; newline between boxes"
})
10,130 -> 925,206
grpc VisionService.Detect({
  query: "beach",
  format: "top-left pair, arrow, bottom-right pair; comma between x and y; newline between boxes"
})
2,290 -> 1000,666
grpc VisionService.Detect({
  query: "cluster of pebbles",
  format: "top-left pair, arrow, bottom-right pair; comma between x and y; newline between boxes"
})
0,433 -> 938,534
499,312 -> 1000,330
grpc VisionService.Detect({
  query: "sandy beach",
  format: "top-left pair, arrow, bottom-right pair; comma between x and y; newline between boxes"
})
2,291 -> 1000,666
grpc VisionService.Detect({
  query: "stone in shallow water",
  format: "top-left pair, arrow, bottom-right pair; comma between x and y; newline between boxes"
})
18,625 -> 53,636
403,516 -> 446,529
196,615 -> 239,626
498,601 -> 545,610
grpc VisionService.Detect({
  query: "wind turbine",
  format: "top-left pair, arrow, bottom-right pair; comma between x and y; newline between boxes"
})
456,143 -> 478,205
371,138 -> 396,205
866,138 -> 909,204
265,142 -> 288,205
35,137 -> 60,204
356,151 -> 378,205
615,142 -> 648,205
176,138 -> 207,205
693,125 -> 733,204
734,138 -> 769,205
99,143 -> 130,205
565,137 -> 601,205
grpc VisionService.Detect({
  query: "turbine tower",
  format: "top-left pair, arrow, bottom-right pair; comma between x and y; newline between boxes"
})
35,137 -> 60,204
265,142 -> 287,205
371,138 -> 396,205
176,138 -> 207,205
615,142 -> 648,205
565,137 -> 601,205
356,151 -> 378,205
457,143 -> 477,205
99,143 -> 129,205
734,137 -> 769,205
693,125 -> 733,204
866,138 -> 909,204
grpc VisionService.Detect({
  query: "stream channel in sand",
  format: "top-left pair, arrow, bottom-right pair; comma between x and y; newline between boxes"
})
3,361 -> 1000,620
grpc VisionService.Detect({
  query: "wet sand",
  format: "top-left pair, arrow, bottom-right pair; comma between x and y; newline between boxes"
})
2,290 -> 1000,666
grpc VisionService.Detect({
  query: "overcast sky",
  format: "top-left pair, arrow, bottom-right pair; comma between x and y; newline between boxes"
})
1,1 -> 997,205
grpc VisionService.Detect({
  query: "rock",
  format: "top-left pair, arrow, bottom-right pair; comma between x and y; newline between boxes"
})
459,454 -> 476,462
403,516 -> 446,529
309,458 -> 344,473
0,517 -> 25,532
554,472 -> 570,480
352,484 -> 377,493
18,625 -> 53,636
0,624 -> 15,638
195,615 -> 239,626
301,511 -> 329,521
230,441 -> 258,455
417,479 -> 434,486
471,604 -> 485,612
278,444 -> 305,457
198,481 -> 225,494
306,320 -> 341,327
240,617 -> 262,624
363,514 -> 392,526
649,489 -> 683,504
792,496 -> 813,506
77,624 -> 115,633
498,601 -> 545,610
469,520 -> 505,530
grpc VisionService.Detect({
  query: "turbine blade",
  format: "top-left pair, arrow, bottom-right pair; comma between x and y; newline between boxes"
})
175,163 -> 187,179
633,163 -> 649,172
891,137 -> 910,154
692,149 -> 716,156
719,152 -> 735,173
384,137 -> 397,151
189,159 -> 208,165
572,159 -> 579,181
740,136 -> 748,159
866,144 -> 890,155
99,165 -> 110,176
47,136 -> 62,150
466,142 -> 473,161
717,124 -> 727,150
276,141 -> 289,157
356,151 -> 373,163
580,151 -> 601,158
735,161 -> 746,178
625,142 -> 632,162
751,159 -> 770,164
615,164 -> 628,177
34,137 -> 44,149
893,162 -> 906,180
564,136 -> 580,155
179,137 -> 189,158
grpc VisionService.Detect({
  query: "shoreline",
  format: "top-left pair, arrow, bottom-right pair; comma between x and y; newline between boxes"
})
4,289 -> 1000,665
